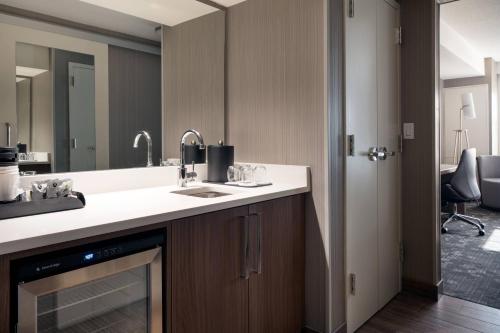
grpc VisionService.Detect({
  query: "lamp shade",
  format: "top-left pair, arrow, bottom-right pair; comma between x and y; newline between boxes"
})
461,92 -> 476,119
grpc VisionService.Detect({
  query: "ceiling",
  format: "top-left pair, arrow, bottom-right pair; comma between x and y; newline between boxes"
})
0,0 -> 245,42
441,0 -> 500,79
78,0 -> 220,26
0,0 -> 162,41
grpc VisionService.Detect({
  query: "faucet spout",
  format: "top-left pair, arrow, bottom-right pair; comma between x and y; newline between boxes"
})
133,130 -> 153,167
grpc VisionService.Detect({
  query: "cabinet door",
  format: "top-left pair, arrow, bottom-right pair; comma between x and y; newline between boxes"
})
249,195 -> 305,333
170,206 -> 249,333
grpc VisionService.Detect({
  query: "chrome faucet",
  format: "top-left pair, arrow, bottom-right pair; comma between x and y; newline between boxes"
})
133,130 -> 153,167
179,129 -> 205,187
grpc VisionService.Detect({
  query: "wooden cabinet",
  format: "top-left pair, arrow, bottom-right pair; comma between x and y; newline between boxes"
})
170,195 -> 305,333
248,196 -> 305,333
0,194 -> 305,333
170,205 -> 249,333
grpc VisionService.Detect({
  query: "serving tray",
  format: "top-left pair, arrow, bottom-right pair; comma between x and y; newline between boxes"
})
0,192 -> 86,220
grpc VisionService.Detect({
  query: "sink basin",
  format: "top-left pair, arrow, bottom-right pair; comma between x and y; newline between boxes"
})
171,187 -> 238,198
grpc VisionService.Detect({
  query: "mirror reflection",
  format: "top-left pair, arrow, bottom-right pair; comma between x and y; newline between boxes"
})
0,0 -> 225,174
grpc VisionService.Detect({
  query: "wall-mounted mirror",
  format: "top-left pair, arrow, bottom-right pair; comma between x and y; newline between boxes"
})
0,0 -> 226,174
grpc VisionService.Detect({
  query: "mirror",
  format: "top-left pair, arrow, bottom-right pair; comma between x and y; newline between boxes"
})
0,0 -> 226,174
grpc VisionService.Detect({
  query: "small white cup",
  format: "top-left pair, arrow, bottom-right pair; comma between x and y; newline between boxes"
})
0,172 -> 20,202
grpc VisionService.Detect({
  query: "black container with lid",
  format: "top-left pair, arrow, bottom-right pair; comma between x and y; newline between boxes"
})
207,141 -> 234,183
183,142 -> 206,164
0,147 -> 18,167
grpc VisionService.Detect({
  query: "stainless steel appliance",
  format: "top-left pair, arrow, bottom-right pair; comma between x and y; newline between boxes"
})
12,232 -> 164,333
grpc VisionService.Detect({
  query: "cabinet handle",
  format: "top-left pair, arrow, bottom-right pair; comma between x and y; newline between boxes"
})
240,216 -> 250,279
250,213 -> 263,275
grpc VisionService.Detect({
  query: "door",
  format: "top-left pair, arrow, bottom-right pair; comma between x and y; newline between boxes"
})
248,196 -> 305,333
345,0 -> 401,331
68,62 -> 96,172
170,206 -> 249,333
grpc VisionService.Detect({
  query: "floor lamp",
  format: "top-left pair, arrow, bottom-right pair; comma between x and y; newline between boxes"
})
453,92 -> 476,164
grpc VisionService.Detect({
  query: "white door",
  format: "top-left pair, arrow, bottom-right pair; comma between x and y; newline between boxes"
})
68,62 -> 96,172
345,0 -> 401,332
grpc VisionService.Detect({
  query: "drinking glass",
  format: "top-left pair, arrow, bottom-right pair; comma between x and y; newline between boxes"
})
253,165 -> 268,184
227,166 -> 241,182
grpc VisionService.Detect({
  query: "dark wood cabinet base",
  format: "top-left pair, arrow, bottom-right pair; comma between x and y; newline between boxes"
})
0,194 -> 305,333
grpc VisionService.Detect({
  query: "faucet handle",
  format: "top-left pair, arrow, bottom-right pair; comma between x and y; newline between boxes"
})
185,161 -> 197,182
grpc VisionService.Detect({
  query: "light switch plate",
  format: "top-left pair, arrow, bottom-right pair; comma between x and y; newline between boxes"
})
403,123 -> 415,140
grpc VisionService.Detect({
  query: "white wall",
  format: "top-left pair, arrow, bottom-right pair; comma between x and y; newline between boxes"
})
442,84 -> 490,163
0,22 -> 109,169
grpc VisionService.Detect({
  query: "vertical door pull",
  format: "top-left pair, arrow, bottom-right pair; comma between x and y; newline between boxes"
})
71,138 -> 77,150
240,216 -> 250,279
250,213 -> 263,275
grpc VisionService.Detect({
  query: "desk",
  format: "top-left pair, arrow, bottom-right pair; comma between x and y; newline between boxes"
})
441,164 -> 457,175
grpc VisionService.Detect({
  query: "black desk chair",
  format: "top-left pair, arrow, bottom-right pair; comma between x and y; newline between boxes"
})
442,148 -> 485,236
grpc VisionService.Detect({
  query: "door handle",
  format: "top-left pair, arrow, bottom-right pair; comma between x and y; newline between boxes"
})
249,213 -> 263,275
368,147 -> 396,161
377,147 -> 396,161
240,216 -> 250,279
368,147 -> 384,161
71,138 -> 77,149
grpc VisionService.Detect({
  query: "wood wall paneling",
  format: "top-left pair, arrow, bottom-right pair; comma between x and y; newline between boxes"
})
400,0 -> 440,289
163,11 -> 225,158
226,0 -> 328,331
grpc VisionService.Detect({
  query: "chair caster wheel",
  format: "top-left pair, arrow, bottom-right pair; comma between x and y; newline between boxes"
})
480,223 -> 485,228
479,229 -> 485,236
441,227 -> 448,234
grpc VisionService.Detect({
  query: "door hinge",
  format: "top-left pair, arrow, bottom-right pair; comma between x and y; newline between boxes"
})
398,134 -> 403,153
395,26 -> 403,45
348,0 -> 355,18
347,135 -> 355,156
71,76 -> 75,87
349,273 -> 356,295
400,242 -> 405,263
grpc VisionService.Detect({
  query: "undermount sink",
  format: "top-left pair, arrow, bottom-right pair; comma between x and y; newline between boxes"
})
171,187 -> 238,198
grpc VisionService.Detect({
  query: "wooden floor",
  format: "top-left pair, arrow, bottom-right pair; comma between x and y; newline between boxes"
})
358,292 -> 500,332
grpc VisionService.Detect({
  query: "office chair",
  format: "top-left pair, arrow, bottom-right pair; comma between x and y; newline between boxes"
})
442,148 -> 485,236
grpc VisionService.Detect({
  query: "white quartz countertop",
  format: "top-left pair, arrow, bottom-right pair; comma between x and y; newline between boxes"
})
0,164 -> 310,255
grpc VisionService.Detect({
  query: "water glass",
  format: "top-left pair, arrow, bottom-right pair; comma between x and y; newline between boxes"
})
227,166 -> 241,182
253,165 -> 268,184
240,165 -> 254,183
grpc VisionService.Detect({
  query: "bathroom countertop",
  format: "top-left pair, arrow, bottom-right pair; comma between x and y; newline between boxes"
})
0,165 -> 310,255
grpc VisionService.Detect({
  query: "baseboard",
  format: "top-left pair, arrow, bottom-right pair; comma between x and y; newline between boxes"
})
402,278 -> 443,301
333,322 -> 347,333
302,322 -> 346,333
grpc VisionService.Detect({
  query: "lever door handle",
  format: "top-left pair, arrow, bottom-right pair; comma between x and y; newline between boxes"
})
368,147 -> 396,161
377,147 -> 396,160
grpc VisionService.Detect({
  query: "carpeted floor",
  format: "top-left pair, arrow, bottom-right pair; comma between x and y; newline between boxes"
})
442,204 -> 500,309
